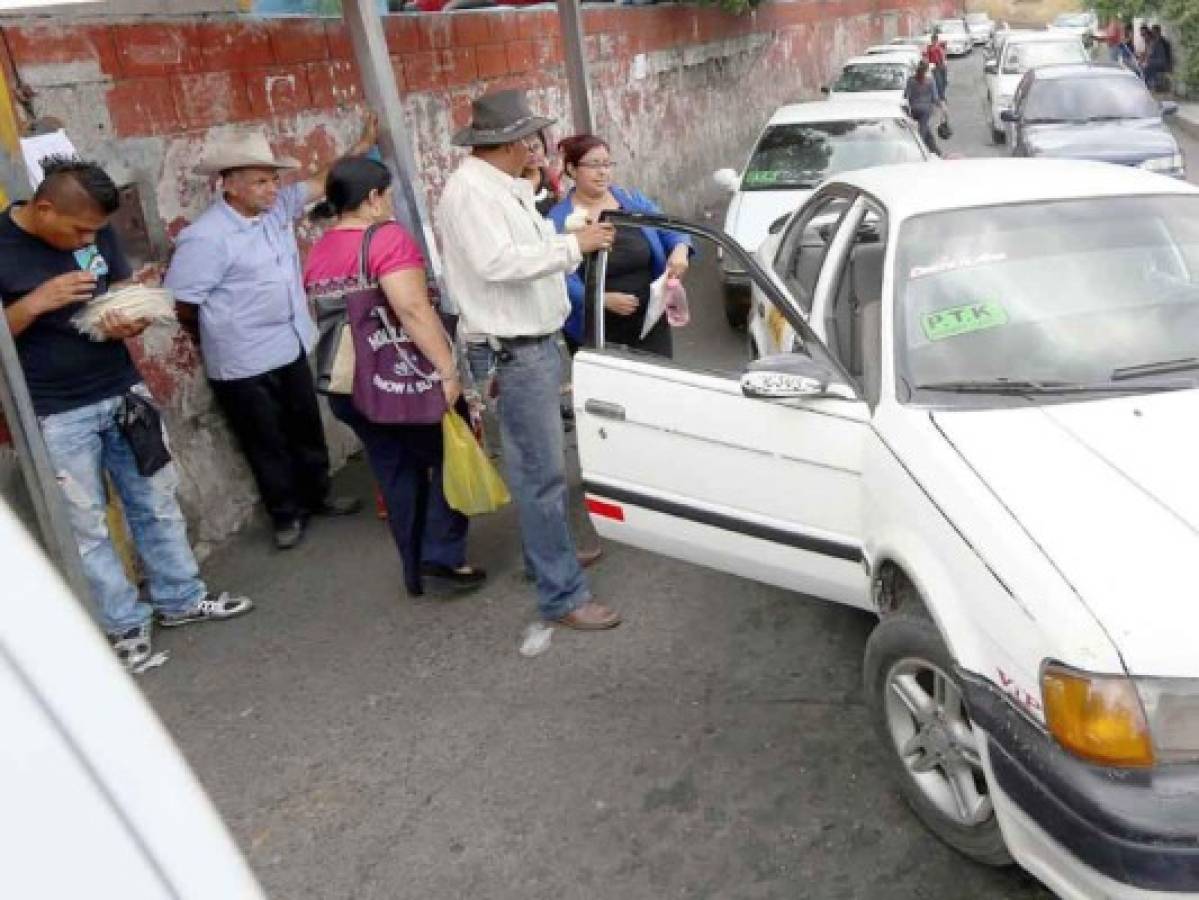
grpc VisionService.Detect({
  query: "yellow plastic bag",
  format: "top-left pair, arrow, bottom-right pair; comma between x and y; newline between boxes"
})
442,412 -> 511,516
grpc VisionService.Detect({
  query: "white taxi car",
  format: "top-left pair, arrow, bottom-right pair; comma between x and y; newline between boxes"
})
577,159 -> 1199,899
824,54 -> 915,106
713,100 -> 929,328
0,501 -> 265,899
984,31 -> 1089,143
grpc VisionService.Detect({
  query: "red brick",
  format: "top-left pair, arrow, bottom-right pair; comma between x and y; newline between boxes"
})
193,22 -> 274,72
267,20 -> 329,64
440,47 -> 477,87
106,78 -> 181,137
389,55 -> 407,93
306,60 -> 362,107
385,16 -> 423,54
402,50 -> 441,93
474,43 -> 508,80
420,16 -> 454,50
172,71 -> 253,128
5,23 -> 119,77
486,12 -> 520,44
532,38 -> 561,69
582,7 -> 623,32
324,21 -> 352,59
245,65 -> 312,118
450,13 -> 493,47
506,40 -> 534,75
113,23 -> 194,77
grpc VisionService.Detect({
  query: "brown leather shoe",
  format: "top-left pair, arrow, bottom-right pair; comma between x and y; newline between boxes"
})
555,600 -> 621,631
577,547 -> 604,568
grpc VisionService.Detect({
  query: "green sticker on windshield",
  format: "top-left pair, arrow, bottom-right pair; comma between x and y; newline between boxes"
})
922,302 -> 1009,341
744,170 -> 781,186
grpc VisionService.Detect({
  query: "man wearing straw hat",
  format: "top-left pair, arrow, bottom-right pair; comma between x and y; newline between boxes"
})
166,117 -> 375,550
436,89 -> 621,633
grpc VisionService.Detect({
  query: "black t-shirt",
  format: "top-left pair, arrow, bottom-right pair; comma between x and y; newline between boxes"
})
0,207 -> 138,416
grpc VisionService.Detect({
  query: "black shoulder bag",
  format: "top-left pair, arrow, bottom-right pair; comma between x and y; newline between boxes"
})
117,391 -> 172,477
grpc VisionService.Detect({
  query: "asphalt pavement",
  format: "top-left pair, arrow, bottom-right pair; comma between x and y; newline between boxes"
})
135,52 -> 1156,900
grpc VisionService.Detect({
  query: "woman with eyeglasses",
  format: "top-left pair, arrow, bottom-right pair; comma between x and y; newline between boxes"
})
548,134 -> 692,358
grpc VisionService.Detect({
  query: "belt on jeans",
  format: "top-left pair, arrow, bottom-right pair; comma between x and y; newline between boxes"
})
466,333 -> 555,350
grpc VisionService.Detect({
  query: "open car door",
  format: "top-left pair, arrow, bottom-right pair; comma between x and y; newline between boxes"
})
573,212 -> 873,609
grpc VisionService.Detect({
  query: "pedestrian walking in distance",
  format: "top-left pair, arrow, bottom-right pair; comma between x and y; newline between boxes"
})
904,60 -> 947,156
0,157 -> 253,670
166,117 -> 379,550
436,89 -> 622,631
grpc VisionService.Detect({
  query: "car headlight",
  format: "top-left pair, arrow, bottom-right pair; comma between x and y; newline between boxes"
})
1142,154 -> 1184,174
1042,663 -> 1199,767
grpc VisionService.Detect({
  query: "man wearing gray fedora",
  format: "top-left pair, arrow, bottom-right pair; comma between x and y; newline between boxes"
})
166,116 -> 376,550
437,89 -> 622,632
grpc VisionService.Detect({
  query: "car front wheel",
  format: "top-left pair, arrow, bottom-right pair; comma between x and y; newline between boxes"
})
864,614 -> 1012,867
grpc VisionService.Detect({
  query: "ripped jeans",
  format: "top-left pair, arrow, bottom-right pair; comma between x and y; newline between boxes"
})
39,385 -> 206,636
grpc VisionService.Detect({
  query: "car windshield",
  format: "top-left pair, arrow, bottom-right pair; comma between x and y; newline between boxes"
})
1002,40 -> 1087,74
938,20 -> 967,33
833,64 -> 908,92
1054,12 -> 1091,27
1024,76 -> 1159,122
742,120 -> 925,190
896,196 -> 1199,400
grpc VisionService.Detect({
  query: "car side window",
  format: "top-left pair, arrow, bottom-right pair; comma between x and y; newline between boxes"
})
818,202 -> 887,406
774,195 -> 853,314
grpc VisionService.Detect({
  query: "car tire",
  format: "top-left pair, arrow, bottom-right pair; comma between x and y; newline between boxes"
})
723,287 -> 750,330
864,613 -> 1013,868
990,126 -> 1005,145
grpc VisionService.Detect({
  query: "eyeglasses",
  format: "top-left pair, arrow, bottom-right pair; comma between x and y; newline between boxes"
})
577,161 -> 616,170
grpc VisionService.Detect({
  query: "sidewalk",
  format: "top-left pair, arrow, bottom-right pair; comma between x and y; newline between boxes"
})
1175,103 -> 1199,143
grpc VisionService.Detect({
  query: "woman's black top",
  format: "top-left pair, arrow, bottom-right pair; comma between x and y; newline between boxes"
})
595,225 -> 672,358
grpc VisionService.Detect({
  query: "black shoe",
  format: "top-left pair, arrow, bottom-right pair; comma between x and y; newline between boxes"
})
274,518 -> 306,550
420,563 -> 487,592
312,496 -> 363,517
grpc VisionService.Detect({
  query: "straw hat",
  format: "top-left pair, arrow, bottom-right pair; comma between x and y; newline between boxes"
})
196,131 -> 300,176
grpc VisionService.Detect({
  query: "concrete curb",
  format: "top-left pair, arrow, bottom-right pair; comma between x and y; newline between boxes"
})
1176,104 -> 1199,142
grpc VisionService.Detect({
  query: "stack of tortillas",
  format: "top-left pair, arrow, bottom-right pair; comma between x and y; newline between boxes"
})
73,285 -> 176,341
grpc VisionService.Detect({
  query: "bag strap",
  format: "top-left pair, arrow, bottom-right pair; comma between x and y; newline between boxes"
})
356,222 -> 386,288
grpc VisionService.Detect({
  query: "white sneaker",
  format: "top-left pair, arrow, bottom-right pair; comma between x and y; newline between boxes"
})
157,591 -> 254,628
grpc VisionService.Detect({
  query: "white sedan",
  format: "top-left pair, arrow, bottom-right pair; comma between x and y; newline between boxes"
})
966,11 -> 995,45
935,18 -> 974,56
576,158 -> 1199,900
824,54 -> 914,106
712,100 -> 929,328
984,31 -> 1089,144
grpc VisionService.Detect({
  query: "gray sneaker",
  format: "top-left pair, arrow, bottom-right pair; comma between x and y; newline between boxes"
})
157,591 -> 254,628
111,622 -> 153,670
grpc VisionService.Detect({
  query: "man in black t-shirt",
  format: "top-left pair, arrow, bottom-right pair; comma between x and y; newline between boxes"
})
1,157 -> 253,669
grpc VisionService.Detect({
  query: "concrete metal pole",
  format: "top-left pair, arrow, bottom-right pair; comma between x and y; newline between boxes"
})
0,61 -> 91,603
341,0 -> 443,277
557,0 -> 596,134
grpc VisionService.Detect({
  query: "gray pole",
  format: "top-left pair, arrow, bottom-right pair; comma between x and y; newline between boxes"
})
342,0 -> 443,277
557,0 -> 596,134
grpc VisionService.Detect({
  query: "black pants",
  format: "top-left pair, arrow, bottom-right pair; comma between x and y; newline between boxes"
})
210,351 -> 331,526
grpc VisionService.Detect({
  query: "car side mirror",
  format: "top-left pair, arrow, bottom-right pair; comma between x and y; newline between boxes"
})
1000,109 -> 1018,123
1162,100 -> 1179,117
984,59 -> 998,74
713,168 -> 740,193
741,354 -> 846,400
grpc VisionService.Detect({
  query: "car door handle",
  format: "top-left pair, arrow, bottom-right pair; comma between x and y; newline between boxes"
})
585,399 -> 626,421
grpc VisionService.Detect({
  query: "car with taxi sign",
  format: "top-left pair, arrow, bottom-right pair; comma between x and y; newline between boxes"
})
577,158 -> 1199,900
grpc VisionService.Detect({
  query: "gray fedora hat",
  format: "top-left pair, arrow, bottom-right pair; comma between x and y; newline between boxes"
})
452,89 -> 555,148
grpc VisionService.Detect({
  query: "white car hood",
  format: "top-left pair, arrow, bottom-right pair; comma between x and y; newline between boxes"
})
725,189 -> 812,255
932,390 -> 1199,678
830,89 -> 905,106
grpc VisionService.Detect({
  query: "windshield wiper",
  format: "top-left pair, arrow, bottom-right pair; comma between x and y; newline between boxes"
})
915,378 -> 1190,394
1112,357 -> 1199,380
1083,115 -> 1130,123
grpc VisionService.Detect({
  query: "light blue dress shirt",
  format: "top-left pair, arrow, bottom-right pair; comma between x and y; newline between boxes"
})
165,183 -> 317,381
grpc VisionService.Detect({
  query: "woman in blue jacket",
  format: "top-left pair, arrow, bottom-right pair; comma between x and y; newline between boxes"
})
548,134 -> 692,358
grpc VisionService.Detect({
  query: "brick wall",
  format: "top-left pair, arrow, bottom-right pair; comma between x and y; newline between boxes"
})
1,0 -> 953,552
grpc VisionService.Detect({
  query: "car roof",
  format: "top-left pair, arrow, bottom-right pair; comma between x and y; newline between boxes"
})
844,54 -> 912,67
767,99 -> 909,126
1031,62 -> 1138,81
833,159 -> 1198,219
1004,30 -> 1085,45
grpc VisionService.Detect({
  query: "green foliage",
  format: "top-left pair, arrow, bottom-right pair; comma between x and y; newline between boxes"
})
695,0 -> 763,15
1092,0 -> 1199,94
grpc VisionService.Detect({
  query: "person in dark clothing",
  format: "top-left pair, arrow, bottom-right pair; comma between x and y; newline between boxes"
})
548,134 -> 692,358
904,60 -> 947,156
1147,25 -> 1173,89
0,157 -> 253,669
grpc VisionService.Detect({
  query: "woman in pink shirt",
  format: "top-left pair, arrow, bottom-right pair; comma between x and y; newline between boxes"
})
304,157 -> 483,597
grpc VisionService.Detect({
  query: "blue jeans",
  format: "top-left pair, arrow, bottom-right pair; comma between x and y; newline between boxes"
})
468,338 -> 589,620
39,385 -> 206,636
